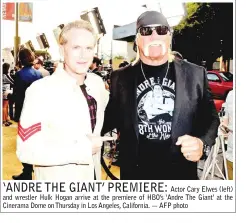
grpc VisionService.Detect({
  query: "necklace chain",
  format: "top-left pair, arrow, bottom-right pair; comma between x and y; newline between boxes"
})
140,61 -> 170,91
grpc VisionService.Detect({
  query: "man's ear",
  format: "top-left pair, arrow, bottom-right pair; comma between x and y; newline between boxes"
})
59,45 -> 65,62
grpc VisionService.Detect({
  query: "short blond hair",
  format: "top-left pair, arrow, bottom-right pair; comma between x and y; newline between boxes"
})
59,20 -> 97,45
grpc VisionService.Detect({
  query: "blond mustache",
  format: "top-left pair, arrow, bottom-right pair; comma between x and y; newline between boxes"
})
146,40 -> 165,47
144,40 -> 166,56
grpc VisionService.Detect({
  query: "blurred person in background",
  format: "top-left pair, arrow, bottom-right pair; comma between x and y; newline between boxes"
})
89,56 -> 103,78
119,60 -> 129,68
14,48 -> 43,123
8,67 -> 16,120
33,57 -> 50,77
12,48 -> 43,180
53,61 -> 59,73
221,90 -> 233,180
2,63 -> 14,126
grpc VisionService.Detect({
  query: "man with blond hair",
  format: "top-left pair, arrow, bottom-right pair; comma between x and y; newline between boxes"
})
16,20 -> 111,180
102,11 -> 220,180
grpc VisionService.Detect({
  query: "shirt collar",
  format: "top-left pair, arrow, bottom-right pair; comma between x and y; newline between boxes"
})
53,63 -> 89,86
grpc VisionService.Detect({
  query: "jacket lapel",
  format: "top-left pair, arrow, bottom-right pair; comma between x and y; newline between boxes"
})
120,63 -> 139,140
171,60 -> 187,140
129,63 -> 139,140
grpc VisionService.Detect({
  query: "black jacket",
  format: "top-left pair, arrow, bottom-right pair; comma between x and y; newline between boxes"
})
102,59 -> 220,180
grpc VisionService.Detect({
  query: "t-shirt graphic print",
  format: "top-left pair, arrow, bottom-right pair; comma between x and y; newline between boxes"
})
137,76 -> 175,141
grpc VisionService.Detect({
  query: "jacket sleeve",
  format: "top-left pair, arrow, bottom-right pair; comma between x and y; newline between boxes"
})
101,71 -> 120,135
16,85 -> 93,166
198,68 -> 220,147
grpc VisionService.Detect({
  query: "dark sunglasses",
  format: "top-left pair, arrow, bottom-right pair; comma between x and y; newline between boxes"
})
138,25 -> 169,36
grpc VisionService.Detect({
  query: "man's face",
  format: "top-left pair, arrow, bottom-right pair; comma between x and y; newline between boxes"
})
153,85 -> 163,97
61,28 -> 95,75
89,62 -> 96,70
33,60 -> 41,70
137,25 -> 171,60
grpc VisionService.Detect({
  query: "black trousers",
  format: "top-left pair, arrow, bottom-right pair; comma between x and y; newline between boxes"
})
22,163 -> 33,174
8,97 -> 14,120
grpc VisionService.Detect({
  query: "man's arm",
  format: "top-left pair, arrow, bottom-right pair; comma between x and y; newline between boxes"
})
101,71 -> 121,135
198,67 -> 220,147
177,67 -> 220,162
16,85 -> 93,166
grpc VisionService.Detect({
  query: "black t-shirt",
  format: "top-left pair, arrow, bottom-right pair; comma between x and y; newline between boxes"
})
136,61 -> 176,179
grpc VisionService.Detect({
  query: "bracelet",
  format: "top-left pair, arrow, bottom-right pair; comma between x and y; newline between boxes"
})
199,138 -> 211,160
201,144 -> 211,160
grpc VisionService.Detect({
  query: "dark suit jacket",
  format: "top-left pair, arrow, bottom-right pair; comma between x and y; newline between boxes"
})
102,59 -> 220,180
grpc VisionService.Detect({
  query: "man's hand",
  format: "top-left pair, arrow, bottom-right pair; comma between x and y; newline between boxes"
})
87,135 -> 116,155
176,135 -> 203,162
